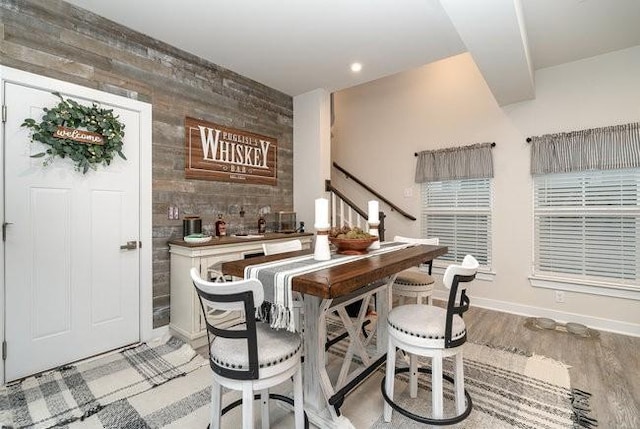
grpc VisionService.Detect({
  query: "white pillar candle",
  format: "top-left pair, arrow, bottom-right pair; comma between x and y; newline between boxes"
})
315,198 -> 329,228
368,200 -> 379,223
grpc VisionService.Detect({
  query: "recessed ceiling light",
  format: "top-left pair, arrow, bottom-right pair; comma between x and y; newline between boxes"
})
350,62 -> 362,73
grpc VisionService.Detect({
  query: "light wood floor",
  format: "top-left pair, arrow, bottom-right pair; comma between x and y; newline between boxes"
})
197,305 -> 640,428
464,306 -> 640,429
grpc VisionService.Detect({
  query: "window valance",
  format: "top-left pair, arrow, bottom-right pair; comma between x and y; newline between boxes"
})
530,122 -> 640,175
414,142 -> 494,183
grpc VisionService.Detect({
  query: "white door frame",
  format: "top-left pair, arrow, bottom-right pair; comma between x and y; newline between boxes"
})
0,66 -> 153,384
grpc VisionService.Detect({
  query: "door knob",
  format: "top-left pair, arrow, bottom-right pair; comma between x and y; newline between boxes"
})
120,240 -> 139,250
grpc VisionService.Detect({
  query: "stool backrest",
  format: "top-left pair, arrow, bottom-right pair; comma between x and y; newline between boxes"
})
394,236 -> 439,274
442,255 -> 479,348
190,267 -> 264,380
393,236 -> 439,246
262,239 -> 303,256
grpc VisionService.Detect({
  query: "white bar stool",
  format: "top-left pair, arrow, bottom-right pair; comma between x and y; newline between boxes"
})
392,236 -> 439,305
382,255 -> 479,425
191,268 -> 308,429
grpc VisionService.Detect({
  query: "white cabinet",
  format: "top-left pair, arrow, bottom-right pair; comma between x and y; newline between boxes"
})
169,233 -> 312,348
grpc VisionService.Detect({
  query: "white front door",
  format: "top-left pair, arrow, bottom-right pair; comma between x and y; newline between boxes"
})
3,82 -> 141,381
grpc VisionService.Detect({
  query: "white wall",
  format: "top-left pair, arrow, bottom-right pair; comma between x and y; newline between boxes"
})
332,46 -> 640,335
293,89 -> 332,232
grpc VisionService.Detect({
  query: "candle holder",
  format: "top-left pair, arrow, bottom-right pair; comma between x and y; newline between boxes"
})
314,226 -> 331,261
368,221 -> 380,250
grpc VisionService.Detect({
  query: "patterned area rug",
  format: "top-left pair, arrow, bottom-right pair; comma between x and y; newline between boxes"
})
0,335 -> 208,429
365,342 -> 596,429
0,328 -> 596,428
320,317 -> 595,429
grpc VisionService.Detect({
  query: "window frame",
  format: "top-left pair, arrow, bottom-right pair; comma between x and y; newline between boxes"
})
530,168 -> 640,300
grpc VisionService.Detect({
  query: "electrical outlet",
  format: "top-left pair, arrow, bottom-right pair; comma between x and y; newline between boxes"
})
554,291 -> 565,303
403,187 -> 413,198
168,206 -> 179,220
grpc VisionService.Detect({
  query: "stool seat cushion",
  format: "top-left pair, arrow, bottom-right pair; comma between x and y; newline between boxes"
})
388,304 -> 466,342
210,322 -> 302,370
395,270 -> 435,287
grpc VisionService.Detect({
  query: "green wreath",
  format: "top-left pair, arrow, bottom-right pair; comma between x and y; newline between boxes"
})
21,92 -> 126,174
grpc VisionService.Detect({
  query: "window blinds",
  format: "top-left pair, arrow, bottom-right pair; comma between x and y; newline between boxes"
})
421,178 -> 492,266
533,168 -> 639,284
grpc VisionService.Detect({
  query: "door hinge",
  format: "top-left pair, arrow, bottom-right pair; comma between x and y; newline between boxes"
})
2,340 -> 7,360
2,104 -> 6,123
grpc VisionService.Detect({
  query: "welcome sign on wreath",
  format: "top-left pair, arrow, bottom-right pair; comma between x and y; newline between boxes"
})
21,92 -> 126,174
184,117 -> 277,186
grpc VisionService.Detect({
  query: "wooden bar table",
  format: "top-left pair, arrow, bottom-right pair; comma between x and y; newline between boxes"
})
222,243 -> 447,428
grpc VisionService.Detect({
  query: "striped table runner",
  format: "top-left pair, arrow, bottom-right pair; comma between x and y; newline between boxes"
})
245,241 -> 410,331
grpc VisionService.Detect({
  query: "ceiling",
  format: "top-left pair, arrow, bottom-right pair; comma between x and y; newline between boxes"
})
65,0 -> 640,105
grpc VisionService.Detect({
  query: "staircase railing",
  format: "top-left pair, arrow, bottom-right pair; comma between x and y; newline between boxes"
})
332,162 -> 416,221
325,180 -> 386,241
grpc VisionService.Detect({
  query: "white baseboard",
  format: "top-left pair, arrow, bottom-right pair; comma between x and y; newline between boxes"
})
149,325 -> 170,340
433,291 -> 640,338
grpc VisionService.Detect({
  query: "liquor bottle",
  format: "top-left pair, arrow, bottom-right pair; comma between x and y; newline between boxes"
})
215,214 -> 227,237
236,207 -> 247,236
258,213 -> 266,234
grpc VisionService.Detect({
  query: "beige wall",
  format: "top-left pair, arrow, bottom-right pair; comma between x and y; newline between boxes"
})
332,47 -> 640,335
294,89 -> 332,232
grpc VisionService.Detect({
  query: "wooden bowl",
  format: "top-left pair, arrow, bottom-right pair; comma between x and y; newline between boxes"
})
329,236 -> 378,255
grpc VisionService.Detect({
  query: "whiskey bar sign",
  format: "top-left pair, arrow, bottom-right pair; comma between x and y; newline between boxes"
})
185,117 -> 277,185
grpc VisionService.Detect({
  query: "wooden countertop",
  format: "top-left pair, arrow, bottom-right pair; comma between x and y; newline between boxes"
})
168,232 -> 313,248
221,244 -> 448,299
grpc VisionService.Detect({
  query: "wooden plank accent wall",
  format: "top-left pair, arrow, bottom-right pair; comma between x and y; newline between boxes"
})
0,0 -> 294,328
